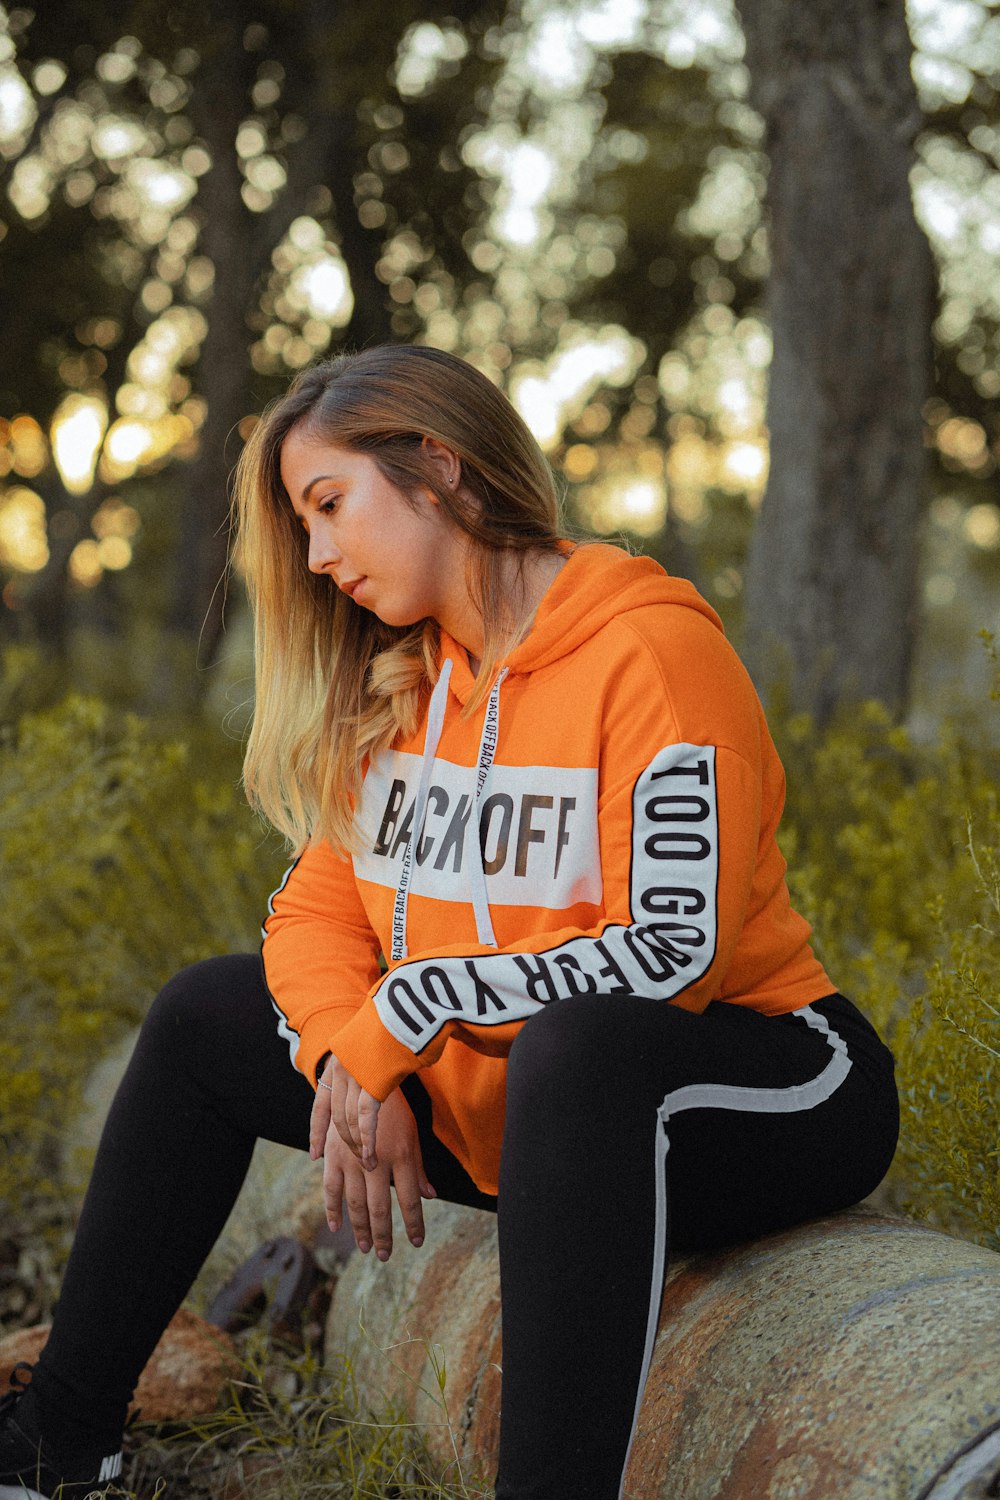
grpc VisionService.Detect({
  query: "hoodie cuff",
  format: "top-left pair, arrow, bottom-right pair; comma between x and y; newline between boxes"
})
295,1027 -> 337,1091
294,1007 -> 374,1090
329,1001 -> 420,1100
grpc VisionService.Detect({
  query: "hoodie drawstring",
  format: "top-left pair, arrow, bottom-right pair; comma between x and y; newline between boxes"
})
389,660 -> 507,962
468,667 -> 507,949
390,659 -> 452,961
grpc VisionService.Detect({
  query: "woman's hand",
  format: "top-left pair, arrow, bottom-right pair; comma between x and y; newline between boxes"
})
310,1065 -> 435,1260
318,1052 -> 384,1169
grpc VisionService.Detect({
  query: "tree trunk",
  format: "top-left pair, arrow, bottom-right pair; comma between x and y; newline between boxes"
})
326,110 -> 397,352
149,2 -> 390,711
152,6 -> 337,711
148,8 -> 257,712
325,1201 -> 1000,1493
734,0 -> 934,720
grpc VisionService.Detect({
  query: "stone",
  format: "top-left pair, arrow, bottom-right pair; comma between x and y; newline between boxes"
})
324,1202 -> 1000,1499
0,1308 -> 239,1423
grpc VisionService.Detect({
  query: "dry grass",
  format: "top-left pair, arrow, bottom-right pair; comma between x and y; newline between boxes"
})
115,1330 -> 492,1500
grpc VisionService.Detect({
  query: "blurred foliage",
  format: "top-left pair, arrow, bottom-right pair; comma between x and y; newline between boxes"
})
0,651 -> 285,1251
773,633 -> 1000,1250
0,0 -> 997,700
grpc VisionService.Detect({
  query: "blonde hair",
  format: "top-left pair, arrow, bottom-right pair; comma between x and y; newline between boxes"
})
234,346 -> 564,853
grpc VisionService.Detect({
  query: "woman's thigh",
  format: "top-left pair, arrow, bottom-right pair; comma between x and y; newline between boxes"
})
656,993 -> 899,1248
502,989 -> 899,1249
145,954 -> 496,1210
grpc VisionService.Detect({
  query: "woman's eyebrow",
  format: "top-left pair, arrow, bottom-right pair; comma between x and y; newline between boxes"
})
301,474 -> 337,502
290,473 -> 343,518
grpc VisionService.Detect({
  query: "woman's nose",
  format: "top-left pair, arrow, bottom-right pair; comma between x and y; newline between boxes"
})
307,528 -> 340,575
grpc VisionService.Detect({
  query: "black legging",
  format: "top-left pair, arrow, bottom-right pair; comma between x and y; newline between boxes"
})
34,955 -> 898,1500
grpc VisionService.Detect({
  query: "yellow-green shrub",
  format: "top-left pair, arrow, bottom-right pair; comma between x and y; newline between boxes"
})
771,645 -> 999,1250
0,687 -> 285,1227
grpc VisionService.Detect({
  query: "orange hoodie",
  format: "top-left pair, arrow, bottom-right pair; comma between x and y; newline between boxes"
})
262,543 -> 833,1192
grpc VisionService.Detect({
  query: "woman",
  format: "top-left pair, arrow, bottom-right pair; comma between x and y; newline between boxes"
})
0,346 -> 899,1500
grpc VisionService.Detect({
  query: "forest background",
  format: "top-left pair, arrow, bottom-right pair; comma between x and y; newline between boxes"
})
0,0 -> 998,1357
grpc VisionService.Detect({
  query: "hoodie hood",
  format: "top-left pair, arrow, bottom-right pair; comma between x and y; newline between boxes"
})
511,542 -> 724,672
440,543 -> 724,700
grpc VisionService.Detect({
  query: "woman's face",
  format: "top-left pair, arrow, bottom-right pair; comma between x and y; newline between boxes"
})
280,427 -> 471,632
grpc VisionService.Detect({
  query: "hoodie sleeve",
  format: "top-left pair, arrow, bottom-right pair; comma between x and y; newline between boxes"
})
331,617 -> 777,1101
262,839 -> 383,1087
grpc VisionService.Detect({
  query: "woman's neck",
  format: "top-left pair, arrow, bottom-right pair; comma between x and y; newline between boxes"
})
516,548 -> 567,634
443,547 -> 567,673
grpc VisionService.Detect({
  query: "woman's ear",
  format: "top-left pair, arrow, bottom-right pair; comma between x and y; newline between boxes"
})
421,436 -> 462,494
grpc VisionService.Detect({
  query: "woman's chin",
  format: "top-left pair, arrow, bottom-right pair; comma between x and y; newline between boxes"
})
367,601 -> 426,629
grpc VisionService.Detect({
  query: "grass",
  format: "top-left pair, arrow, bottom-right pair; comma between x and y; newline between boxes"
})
101,1331 -> 492,1500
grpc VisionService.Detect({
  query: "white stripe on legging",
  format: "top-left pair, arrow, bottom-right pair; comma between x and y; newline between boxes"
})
617,1004 -> 854,1500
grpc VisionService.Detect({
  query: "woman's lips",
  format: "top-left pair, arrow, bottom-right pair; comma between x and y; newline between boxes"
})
338,577 -> 365,598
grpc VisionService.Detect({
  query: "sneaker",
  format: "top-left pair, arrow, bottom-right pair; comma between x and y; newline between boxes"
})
0,1364 -> 124,1499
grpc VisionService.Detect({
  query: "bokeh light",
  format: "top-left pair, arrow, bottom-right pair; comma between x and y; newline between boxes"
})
395,21 -> 469,97
964,503 -> 1000,549
68,538 -> 103,588
0,64 -> 34,146
722,440 -> 768,487
0,486 -> 48,572
9,417 -> 47,479
251,218 -> 354,374
50,395 -> 108,496
511,328 -> 643,448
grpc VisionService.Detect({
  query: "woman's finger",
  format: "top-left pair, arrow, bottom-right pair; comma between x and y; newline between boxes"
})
322,1151 -> 344,1233
358,1089 -> 381,1171
366,1160 -> 394,1260
340,1151 -> 373,1254
345,1076 -> 363,1152
310,1074 -> 332,1160
329,1060 -> 360,1156
392,1155 -> 427,1248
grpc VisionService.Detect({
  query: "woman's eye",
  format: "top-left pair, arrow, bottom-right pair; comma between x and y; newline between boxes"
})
318,496 -> 339,515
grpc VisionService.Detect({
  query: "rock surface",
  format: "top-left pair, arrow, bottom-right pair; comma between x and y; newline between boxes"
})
0,1308 -> 238,1422
327,1200 -> 501,1488
324,1201 -> 1000,1499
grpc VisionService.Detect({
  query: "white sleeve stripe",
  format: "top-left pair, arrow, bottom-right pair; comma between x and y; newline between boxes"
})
268,994 -> 302,1071
261,857 -> 304,1069
261,855 -> 301,936
371,744 -> 719,1054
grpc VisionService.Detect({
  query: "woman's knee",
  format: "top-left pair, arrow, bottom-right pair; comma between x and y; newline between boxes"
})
510,993 -> 593,1070
128,953 -> 309,1149
506,993 -> 636,1113
143,953 -> 264,1057
506,991 -> 717,1119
